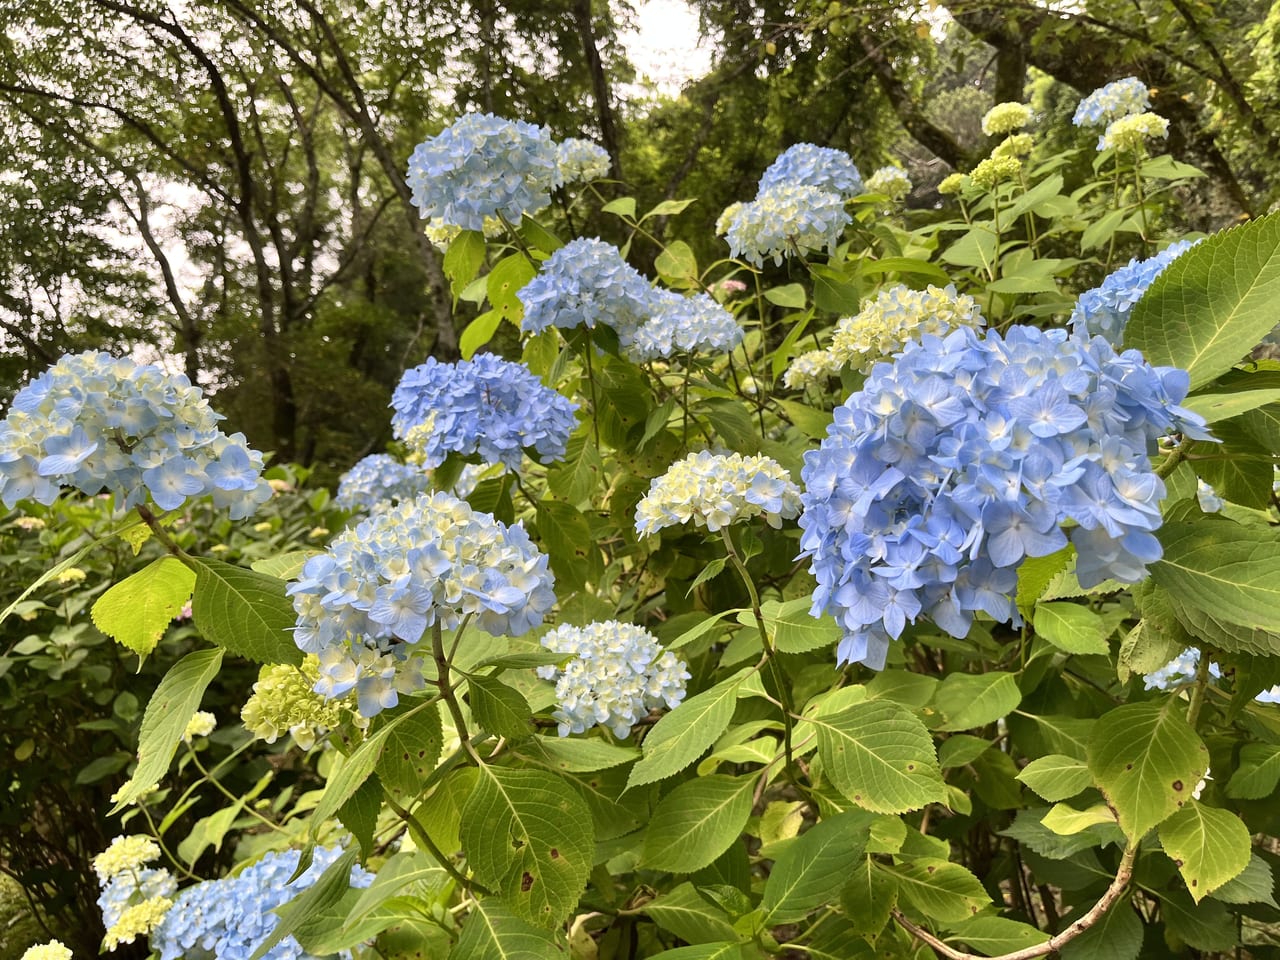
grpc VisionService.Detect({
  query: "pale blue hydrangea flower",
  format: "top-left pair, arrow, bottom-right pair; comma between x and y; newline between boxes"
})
537,621 -> 689,737
864,165 -> 912,200
1143,647 -> 1219,690
151,847 -> 372,960
288,492 -> 556,717
517,237 -> 654,345
0,352 -> 272,518
1070,240 -> 1196,344
625,290 -> 744,362
724,184 -> 851,267
1257,685 -> 1280,703
1196,479 -> 1225,513
406,113 -> 561,230
799,325 -> 1211,670
635,451 -> 802,536
757,143 -> 863,199
1073,77 -> 1151,126
390,354 -> 577,472
335,454 -> 433,512
556,138 -> 611,184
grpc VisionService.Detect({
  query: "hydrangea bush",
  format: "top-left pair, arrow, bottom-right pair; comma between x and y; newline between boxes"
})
6,91 -> 1280,960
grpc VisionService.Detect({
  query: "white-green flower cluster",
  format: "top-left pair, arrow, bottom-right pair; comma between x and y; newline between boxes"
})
723,184 -> 851,267
635,451 -> 802,535
557,138 -> 611,184
181,710 -> 216,743
93,835 -> 161,883
537,621 -> 689,737
828,283 -> 985,373
982,102 -> 1034,136
782,349 -> 841,390
1098,112 -> 1169,152
241,656 -> 369,750
423,215 -> 505,251
865,165 -> 912,200
20,943 -> 72,960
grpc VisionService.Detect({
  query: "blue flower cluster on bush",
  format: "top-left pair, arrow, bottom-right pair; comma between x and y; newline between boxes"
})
799,325 -> 1211,669
1144,647 -> 1280,703
390,354 -> 577,471
626,290 -> 744,362
724,184 -> 852,267
517,237 -> 653,344
537,621 -> 690,737
288,491 -> 556,717
151,846 -> 372,960
1072,77 -> 1150,126
1070,240 -> 1196,344
334,453 -> 434,512
98,867 -> 176,935
0,351 -> 272,518
757,143 -> 864,198
406,113 -> 561,230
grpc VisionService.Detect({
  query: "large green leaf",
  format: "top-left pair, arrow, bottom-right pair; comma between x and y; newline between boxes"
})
946,916 -> 1050,955
1016,754 -> 1093,802
467,674 -> 534,740
1225,742 -> 1280,799
517,736 -> 639,773
1210,854 -> 1277,907
1159,801 -> 1251,902
761,812 -> 872,923
534,499 -> 597,590
459,765 -> 593,927
647,944 -> 753,960
933,672 -> 1022,731
91,556 -> 195,660
376,704 -> 444,801
1087,701 -> 1209,839
190,557 -> 302,664
1033,602 -> 1112,656
643,775 -> 754,873
891,858 -> 990,923
1125,212 -> 1280,389
628,670 -> 748,787
811,699 -> 946,813
1058,894 -> 1142,960
449,897 -> 563,960
840,857 -> 897,937
644,882 -> 741,944
758,597 -> 841,654
110,647 -> 224,812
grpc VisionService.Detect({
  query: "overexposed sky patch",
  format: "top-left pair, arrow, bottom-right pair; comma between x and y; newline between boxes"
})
620,0 -> 712,101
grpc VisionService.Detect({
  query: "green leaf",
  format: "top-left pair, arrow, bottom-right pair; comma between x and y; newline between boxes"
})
760,597 -> 841,654
1080,209 -> 1127,253
644,882 -> 741,944
946,916 -> 1049,956
776,400 -> 834,441
545,437 -> 602,506
1209,854 -> 1277,907
644,198 -> 697,219
811,699 -> 946,814
655,240 -> 698,279
443,230 -> 487,300
891,858 -> 990,923
519,215 -> 563,254
840,857 -> 897,937
1087,701 -> 1209,839
810,264 -> 861,315
761,812 -> 871,923
449,897 -> 564,960
460,766 -> 593,927
376,704 -> 444,801
1058,894 -> 1142,960
647,944 -> 751,960
1041,802 -> 1116,835
1017,755 -> 1093,802
189,558 -> 302,665
602,197 -> 637,218
764,283 -> 807,309
696,398 -> 759,454
933,672 -> 1021,731
468,674 -> 534,740
91,556 -> 195,660
518,736 -> 639,773
338,776 -> 381,858
857,257 -> 952,285
643,775 -> 754,873
1159,800 -> 1251,901
1126,213 -> 1280,389
1182,379 -> 1280,423
1160,889 -> 1238,952
460,309 -> 504,359
628,670 -> 748,787
1033,602 -> 1112,655
535,499 -> 597,590
250,550 -> 322,580
486,254 -> 537,324
687,557 -> 727,594
561,766 -> 651,841
110,647 -> 223,812
1016,547 -> 1074,614
1225,742 -> 1280,798
249,848 -> 359,960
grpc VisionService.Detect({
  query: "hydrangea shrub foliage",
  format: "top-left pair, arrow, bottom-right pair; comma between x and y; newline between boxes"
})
6,89 -> 1280,960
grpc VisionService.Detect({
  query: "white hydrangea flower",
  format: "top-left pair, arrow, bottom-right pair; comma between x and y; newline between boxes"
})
635,451 -> 801,535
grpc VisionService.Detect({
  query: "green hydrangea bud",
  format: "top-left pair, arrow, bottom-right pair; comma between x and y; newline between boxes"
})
241,656 -> 367,750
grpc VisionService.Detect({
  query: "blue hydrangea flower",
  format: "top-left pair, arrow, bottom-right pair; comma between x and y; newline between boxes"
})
517,237 -> 654,345
0,352 -> 272,519
556,138 -> 611,184
151,846 -> 372,960
537,621 -> 690,737
1070,241 -> 1196,344
288,492 -> 556,717
1143,647 -> 1220,690
390,354 -> 577,472
1073,77 -> 1150,127
724,184 -> 851,267
799,325 -> 1211,670
625,290 -> 744,362
757,143 -> 863,199
335,454 -> 434,512
98,867 -> 177,932
406,113 -> 561,231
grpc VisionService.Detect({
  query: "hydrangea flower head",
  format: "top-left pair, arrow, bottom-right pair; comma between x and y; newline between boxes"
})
93,835 -> 161,882
635,451 -> 802,535
406,113 -> 560,231
970,155 -> 1022,190
828,284 -> 985,374
757,143 -> 863,199
537,621 -> 690,737
182,710 -> 216,742
992,134 -> 1035,160
1142,647 -> 1220,690
0,352 -> 272,518
626,290 -> 744,362
288,492 -> 556,717
390,354 -> 577,472
335,454 -> 434,511
20,943 -> 72,960
517,237 -> 654,344
97,866 -> 177,947
557,138 -> 611,184
241,655 -> 368,749
1098,112 -> 1169,152
1073,77 -> 1151,126
865,165 -> 912,200
1070,240 -> 1196,344
937,173 -> 969,196
783,349 -> 841,390
424,215 -> 504,251
982,102 -> 1034,137
151,846 -> 373,960
724,184 -> 851,267
799,325 -> 1210,670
